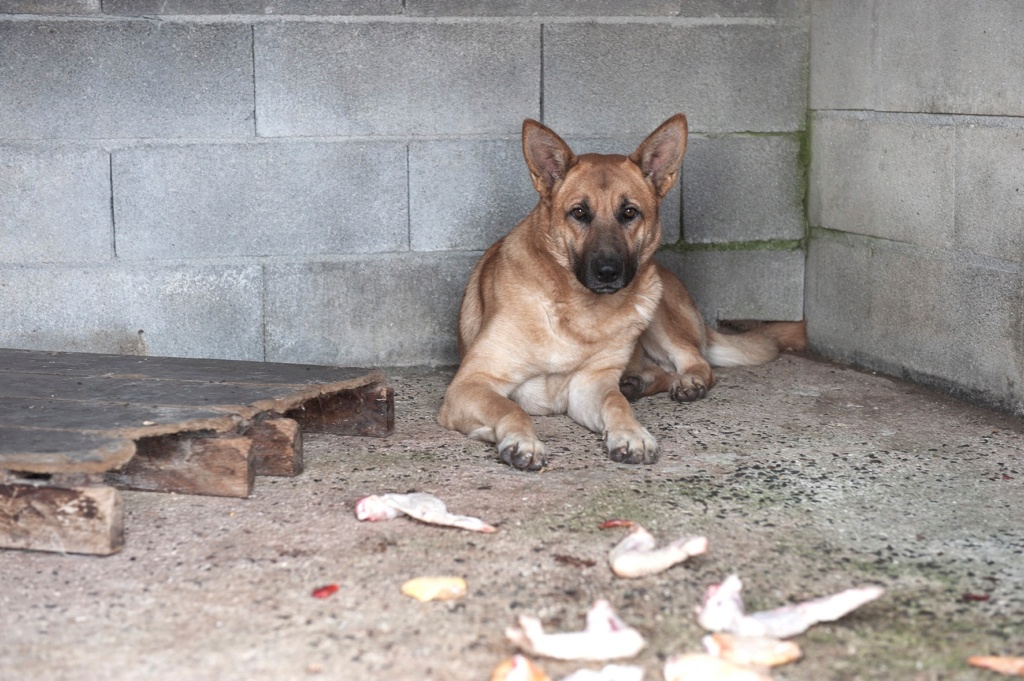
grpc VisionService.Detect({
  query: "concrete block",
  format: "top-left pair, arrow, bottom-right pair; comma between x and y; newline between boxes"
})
543,23 -> 807,135
0,20 -> 253,139
955,122 -> 1024,263
410,135 -> 684,251
655,247 -> 805,322
103,0 -> 400,14
255,22 -> 539,137
112,141 -> 408,259
405,0 -> 680,16
808,113 -> 954,249
564,135 -> 682,243
409,138 -> 537,252
0,0 -> 99,12
873,0 -> 1024,117
0,144 -> 112,263
809,0 -> 874,110
264,253 -> 480,366
0,264 -> 264,360
806,230 -> 1023,411
682,134 -> 805,244
678,0 -> 808,16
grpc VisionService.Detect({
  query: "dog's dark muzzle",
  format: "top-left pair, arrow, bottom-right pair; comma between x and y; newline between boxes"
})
578,252 -> 634,294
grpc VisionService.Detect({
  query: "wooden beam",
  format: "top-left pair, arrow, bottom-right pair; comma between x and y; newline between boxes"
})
286,382 -> 395,437
250,417 -> 303,477
0,483 -> 123,555
106,433 -> 254,498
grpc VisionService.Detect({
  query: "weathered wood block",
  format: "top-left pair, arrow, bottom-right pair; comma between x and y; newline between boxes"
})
0,483 -> 124,555
286,382 -> 395,437
250,416 -> 303,477
106,434 -> 254,498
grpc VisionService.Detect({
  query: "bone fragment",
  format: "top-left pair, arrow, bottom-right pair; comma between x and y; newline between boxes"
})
696,574 -> 884,639
506,600 -> 646,662
703,633 -> 801,667
968,656 -> 1024,676
663,654 -> 771,681
355,492 -> 497,533
560,664 -> 644,681
491,654 -> 552,681
607,523 -> 707,578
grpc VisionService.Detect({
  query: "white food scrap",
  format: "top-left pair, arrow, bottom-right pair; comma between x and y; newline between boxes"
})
506,599 -> 646,662
696,574 -> 884,639
606,523 -> 707,578
491,654 -> 552,681
663,654 -> 771,681
702,633 -> 801,668
400,575 -> 467,602
968,656 -> 1024,676
355,492 -> 497,533
560,664 -> 644,681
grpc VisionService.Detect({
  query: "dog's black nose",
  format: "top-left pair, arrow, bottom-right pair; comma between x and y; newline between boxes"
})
592,258 -> 623,283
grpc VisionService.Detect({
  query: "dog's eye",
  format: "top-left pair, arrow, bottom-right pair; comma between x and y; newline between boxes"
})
570,206 -> 588,221
621,206 -> 639,220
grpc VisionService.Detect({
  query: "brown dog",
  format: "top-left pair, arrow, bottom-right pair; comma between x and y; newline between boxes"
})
439,114 -> 805,470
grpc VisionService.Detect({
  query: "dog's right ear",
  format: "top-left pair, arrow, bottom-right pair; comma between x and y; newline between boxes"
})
523,119 -> 577,197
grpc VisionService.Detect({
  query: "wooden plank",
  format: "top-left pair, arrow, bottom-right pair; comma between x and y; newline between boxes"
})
249,417 -> 303,477
0,348 -> 377,386
105,434 -> 254,498
0,483 -> 124,555
0,369 -> 388,424
0,397 -> 242,439
0,426 -> 135,475
285,382 -> 394,437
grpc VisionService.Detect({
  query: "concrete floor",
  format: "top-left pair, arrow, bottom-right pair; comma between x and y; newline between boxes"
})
1,354 -> 1021,681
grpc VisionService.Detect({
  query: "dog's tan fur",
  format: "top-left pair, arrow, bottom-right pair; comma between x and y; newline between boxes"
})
439,114 -> 806,470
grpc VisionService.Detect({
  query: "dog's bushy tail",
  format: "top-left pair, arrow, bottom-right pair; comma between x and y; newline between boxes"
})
705,321 -> 807,367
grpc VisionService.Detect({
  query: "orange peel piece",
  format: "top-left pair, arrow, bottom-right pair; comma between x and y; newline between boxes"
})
400,576 -> 467,602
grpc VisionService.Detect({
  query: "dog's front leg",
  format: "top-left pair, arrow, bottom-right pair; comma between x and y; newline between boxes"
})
568,372 -> 658,464
439,376 -> 546,471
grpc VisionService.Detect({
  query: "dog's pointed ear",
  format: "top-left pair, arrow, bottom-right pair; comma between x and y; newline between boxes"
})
629,113 -> 688,199
523,119 -> 577,197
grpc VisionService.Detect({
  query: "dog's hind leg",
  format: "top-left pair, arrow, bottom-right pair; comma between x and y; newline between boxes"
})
439,376 -> 547,471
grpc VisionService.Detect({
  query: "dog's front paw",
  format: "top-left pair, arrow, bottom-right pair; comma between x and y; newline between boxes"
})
669,375 -> 708,402
497,434 -> 547,471
605,428 -> 658,465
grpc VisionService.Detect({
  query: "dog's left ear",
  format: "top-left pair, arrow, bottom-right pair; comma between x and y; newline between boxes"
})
629,113 -> 688,199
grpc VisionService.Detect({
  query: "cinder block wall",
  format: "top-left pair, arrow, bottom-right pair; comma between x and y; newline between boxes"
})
0,1 -> 809,367
807,0 -> 1024,415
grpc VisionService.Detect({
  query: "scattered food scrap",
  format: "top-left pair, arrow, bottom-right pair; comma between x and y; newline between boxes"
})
968,656 -> 1024,676
961,592 -> 991,603
491,655 -> 552,681
311,583 -> 339,599
560,664 -> 644,681
506,599 -> 646,661
702,633 -> 801,668
602,521 -> 707,578
400,576 -> 468,602
663,653 -> 771,681
355,492 -> 497,533
696,574 -> 884,639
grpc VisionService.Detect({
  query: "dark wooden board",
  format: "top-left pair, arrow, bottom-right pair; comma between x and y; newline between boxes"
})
0,349 -> 393,554
0,397 -> 241,438
0,348 -> 373,386
0,426 -> 135,474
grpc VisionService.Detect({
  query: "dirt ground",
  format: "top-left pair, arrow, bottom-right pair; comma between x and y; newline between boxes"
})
1,354 -> 1022,681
